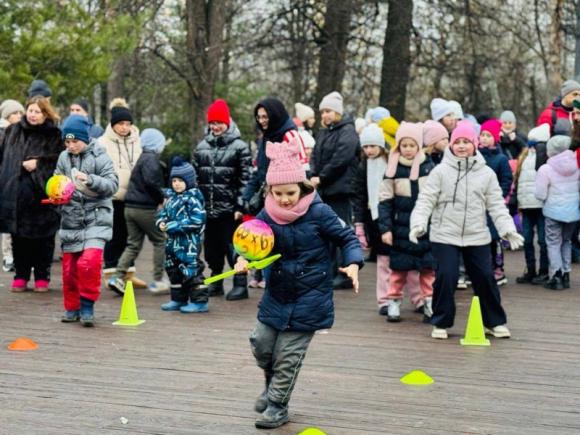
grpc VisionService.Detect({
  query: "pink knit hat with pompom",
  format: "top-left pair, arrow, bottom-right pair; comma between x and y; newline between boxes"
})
266,137 -> 307,185
423,120 -> 449,147
450,119 -> 479,150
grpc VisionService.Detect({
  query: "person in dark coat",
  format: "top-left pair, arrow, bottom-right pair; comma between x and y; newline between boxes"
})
378,122 -> 435,322
499,111 -> 526,160
479,119 -> 513,287
193,99 -> 252,301
0,96 -> 64,292
242,97 -> 306,211
108,128 -> 169,296
234,139 -> 363,429
310,91 -> 360,289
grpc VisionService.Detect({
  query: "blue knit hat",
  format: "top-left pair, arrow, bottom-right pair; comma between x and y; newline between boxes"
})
62,115 -> 90,144
170,156 -> 197,190
27,79 -> 52,98
140,128 -> 166,154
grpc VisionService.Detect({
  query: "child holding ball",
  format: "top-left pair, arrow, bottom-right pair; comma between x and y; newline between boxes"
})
234,137 -> 364,429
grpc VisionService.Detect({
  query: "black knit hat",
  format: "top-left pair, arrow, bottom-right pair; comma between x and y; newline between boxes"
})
170,156 -> 197,190
72,98 -> 90,114
111,106 -> 133,126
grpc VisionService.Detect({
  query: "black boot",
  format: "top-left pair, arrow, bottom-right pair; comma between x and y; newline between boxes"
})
562,272 -> 570,289
531,271 -> 549,285
254,372 -> 272,413
516,269 -> 536,284
255,400 -> 289,429
208,281 -> 224,297
544,270 -> 564,290
226,274 -> 249,301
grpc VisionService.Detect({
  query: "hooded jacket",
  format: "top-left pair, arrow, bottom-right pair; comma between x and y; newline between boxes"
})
536,97 -> 573,133
311,115 -> 360,197
97,123 -> 141,201
193,122 -> 252,218
410,147 -> 516,247
54,141 -> 118,252
124,150 -> 165,209
256,194 -> 364,332
0,118 -> 63,237
243,98 -> 304,203
535,150 -> 580,223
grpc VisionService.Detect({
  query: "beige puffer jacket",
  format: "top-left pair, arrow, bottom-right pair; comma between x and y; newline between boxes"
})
97,124 -> 141,201
410,147 -> 515,247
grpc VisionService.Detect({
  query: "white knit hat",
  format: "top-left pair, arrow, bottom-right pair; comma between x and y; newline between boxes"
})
527,124 -> 550,143
449,100 -> 464,120
295,103 -> 315,122
319,91 -> 344,115
430,98 -> 454,121
360,124 -> 386,148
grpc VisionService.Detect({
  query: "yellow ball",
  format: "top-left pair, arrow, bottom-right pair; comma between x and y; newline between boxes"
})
232,219 -> 274,261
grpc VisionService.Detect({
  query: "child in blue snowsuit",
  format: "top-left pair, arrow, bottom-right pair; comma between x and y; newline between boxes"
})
156,158 -> 207,313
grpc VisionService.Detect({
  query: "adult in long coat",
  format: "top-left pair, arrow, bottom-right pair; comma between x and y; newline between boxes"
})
0,96 -> 64,291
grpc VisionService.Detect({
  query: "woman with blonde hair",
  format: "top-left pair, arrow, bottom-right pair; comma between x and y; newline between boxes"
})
0,96 -> 64,292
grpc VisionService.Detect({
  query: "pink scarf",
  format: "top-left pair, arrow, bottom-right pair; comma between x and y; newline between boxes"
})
264,191 -> 316,225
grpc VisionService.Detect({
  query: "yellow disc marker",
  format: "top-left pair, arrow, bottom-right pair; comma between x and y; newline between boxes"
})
299,428 -> 327,435
400,370 -> 434,386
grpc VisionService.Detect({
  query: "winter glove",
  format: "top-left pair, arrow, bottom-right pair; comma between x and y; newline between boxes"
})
409,226 -> 426,244
354,223 -> 368,249
503,231 -> 524,250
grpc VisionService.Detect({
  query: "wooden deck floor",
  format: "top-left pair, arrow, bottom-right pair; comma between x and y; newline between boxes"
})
0,245 -> 579,434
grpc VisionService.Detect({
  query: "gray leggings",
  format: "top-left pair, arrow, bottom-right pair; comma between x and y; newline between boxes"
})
545,217 -> 575,277
249,321 -> 314,406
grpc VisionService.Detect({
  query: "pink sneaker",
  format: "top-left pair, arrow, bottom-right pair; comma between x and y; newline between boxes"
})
258,281 -> 266,289
11,279 -> 27,292
34,280 -> 50,293
249,279 -> 260,288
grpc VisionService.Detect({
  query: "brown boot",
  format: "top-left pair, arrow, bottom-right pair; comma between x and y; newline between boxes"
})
126,266 -> 148,289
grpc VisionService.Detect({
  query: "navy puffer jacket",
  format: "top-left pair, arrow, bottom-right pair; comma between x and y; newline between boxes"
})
256,194 -> 364,332
480,147 -> 513,240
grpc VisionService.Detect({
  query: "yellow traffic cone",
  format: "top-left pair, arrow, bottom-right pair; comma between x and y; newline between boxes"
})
460,296 -> 490,346
113,281 -> 145,326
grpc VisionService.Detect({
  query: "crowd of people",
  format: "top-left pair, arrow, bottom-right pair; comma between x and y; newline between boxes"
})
0,77 -> 579,429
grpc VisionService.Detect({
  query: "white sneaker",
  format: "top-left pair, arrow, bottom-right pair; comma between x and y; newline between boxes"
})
2,257 -> 14,272
148,280 -> 170,295
431,327 -> 448,339
485,324 -> 511,338
457,277 -> 467,289
386,300 -> 401,322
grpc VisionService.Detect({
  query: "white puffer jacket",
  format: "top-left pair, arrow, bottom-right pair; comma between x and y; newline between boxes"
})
411,148 -> 516,247
97,124 -> 141,201
517,150 -> 543,209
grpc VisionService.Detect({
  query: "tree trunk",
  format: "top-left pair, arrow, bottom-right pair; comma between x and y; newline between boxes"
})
185,0 -> 229,143
379,0 -> 413,121
547,0 -> 565,94
314,0 -> 353,107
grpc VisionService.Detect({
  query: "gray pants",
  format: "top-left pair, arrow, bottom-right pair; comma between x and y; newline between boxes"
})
545,217 -> 575,277
116,207 -> 166,281
249,321 -> 314,406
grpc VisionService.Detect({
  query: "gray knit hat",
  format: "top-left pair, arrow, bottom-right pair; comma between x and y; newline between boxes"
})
560,80 -> 580,98
319,91 -> 344,115
500,110 -> 516,124
546,135 -> 571,157
0,99 -> 25,120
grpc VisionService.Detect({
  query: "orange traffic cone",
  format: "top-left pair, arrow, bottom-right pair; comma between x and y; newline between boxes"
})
8,337 -> 38,351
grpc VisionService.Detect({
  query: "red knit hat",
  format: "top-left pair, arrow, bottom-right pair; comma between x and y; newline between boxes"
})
206,99 -> 230,126
480,119 -> 502,144
265,137 -> 306,185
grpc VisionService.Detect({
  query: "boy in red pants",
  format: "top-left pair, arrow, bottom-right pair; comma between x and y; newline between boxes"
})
55,115 -> 118,326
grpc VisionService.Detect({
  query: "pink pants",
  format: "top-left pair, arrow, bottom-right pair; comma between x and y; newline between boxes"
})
62,249 -> 103,311
376,255 -> 423,308
387,268 -> 435,300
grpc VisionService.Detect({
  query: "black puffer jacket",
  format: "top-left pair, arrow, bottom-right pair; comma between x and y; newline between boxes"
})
125,150 -> 165,209
311,115 -> 360,198
0,118 -> 63,237
378,155 -> 435,271
193,123 -> 251,219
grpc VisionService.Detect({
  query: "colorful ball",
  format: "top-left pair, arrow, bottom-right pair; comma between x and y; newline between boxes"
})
232,219 -> 274,261
45,175 -> 75,202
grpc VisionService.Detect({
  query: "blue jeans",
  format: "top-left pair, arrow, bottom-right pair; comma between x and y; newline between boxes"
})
521,209 -> 548,274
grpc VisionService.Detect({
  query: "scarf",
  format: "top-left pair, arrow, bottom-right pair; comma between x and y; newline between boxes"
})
386,150 -> 425,181
264,191 -> 316,225
366,157 -> 388,220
